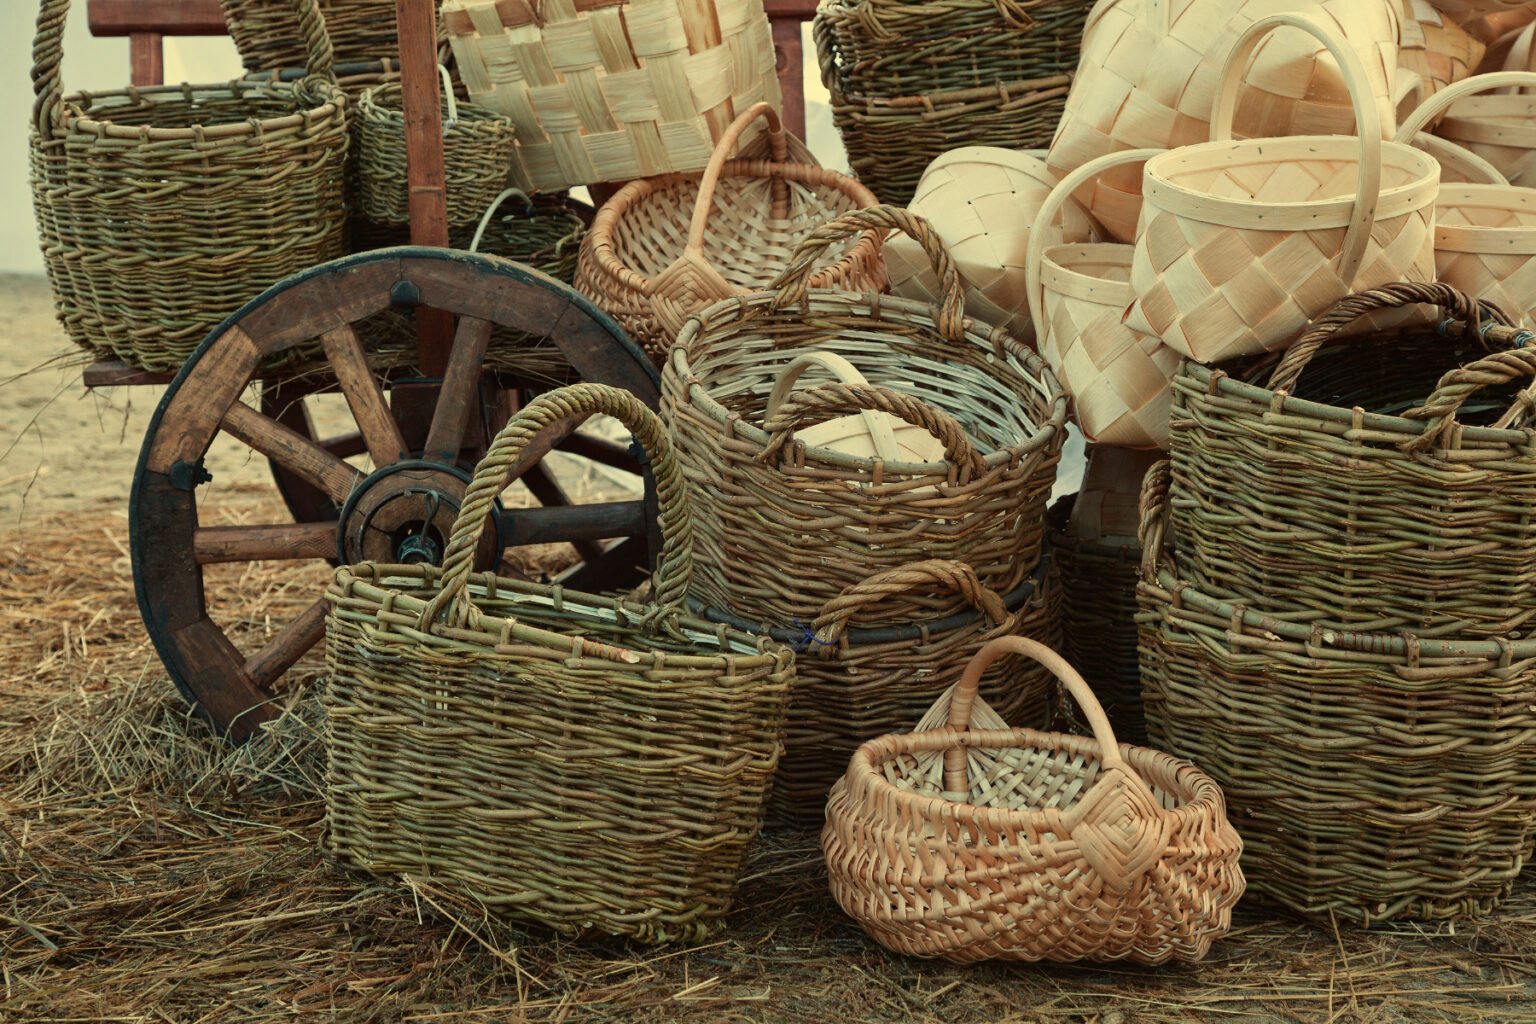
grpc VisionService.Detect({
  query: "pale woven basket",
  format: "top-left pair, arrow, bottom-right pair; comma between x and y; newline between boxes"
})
1414,70 -> 1536,186
1027,149 -> 1181,450
1128,12 -> 1440,364
822,636 -> 1245,965
1396,0 -> 1486,107
1047,0 -> 1402,244
441,0 -> 781,191
1427,183 -> 1536,324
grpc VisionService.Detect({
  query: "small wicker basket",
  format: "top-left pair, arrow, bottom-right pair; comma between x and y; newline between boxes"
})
823,635 -> 1245,964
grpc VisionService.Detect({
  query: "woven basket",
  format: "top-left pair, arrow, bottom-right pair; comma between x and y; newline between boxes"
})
1426,183 -> 1536,324
1168,282 -> 1536,638
441,0 -> 781,192
824,635 -> 1244,964
1138,460 -> 1536,924
1128,12 -> 1440,364
1431,0 -> 1536,21
29,0 -> 348,374
700,560 -> 1060,824
324,383 -> 794,944
1407,130 -> 1511,183
353,67 -> 516,228
664,206 -> 1068,626
1048,0 -> 1402,244
1027,149 -> 1181,450
224,0 -> 435,72
1413,71 -> 1536,186
576,103 -> 881,366
1396,0 -> 1486,105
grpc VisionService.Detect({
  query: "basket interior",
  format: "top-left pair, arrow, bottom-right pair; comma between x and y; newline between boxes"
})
1447,93 -> 1536,130
64,86 -> 310,131
1166,140 -> 1429,206
1438,185 -> 1536,229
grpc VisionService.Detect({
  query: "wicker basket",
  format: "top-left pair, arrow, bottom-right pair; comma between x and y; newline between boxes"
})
1138,460 -> 1536,924
324,383 -> 794,944
1128,12 -> 1440,364
441,0 -> 781,192
663,206 -> 1068,626
29,0 -> 348,374
576,103 -> 882,365
353,67 -> 516,228
1168,282 -> 1536,638
223,0 -> 434,73
1414,71 -> 1536,187
700,559 -> 1060,824
1027,149 -> 1181,450
824,635 -> 1245,963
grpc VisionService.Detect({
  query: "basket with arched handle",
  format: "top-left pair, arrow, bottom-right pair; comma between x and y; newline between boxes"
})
1405,70 -> 1536,187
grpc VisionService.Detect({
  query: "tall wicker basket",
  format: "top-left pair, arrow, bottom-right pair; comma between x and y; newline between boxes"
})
325,384 -> 794,944
223,0 -> 436,73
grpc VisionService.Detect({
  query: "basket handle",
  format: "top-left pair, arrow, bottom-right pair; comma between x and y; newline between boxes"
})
1394,71 -> 1536,144
1025,147 -> 1163,345
759,381 -> 986,478
468,187 -> 534,253
765,352 -> 902,463
683,102 -> 792,257
1266,283 -> 1516,393
421,384 -> 692,630
1407,134 -> 1509,186
811,560 -> 1009,648
1210,12 -> 1382,290
942,637 -> 1128,793
1137,458 -> 1172,581
1403,348 -> 1536,451
768,206 -> 962,344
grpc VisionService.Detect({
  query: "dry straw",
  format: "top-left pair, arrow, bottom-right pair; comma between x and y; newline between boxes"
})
1417,70 -> 1536,188
441,0 -> 782,192
663,205 -> 1067,627
1138,459 -> 1536,924
1128,11 -> 1440,364
324,383 -> 795,944
823,635 -> 1245,964
577,102 -> 881,365
29,0 -> 349,373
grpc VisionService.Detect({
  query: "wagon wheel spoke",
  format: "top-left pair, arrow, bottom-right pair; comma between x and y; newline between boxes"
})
554,431 -> 644,475
243,598 -> 329,692
517,462 -> 609,565
320,431 -> 367,459
320,324 -> 409,467
424,316 -> 493,463
554,535 -> 651,593
194,522 -> 339,564
222,400 -> 364,504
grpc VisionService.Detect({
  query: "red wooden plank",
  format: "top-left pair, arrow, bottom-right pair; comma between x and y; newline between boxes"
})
87,0 -> 225,36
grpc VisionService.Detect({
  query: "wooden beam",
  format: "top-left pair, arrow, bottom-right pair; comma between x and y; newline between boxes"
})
87,0 -> 225,36
130,32 -> 164,86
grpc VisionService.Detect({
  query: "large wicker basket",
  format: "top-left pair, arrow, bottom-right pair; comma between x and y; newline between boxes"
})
324,383 -> 795,944
1138,460 -> 1536,924
576,103 -> 882,365
824,636 -> 1245,964
1168,282 -> 1536,638
30,0 -> 349,373
223,0 -> 434,72
441,0 -> 782,191
663,206 -> 1068,626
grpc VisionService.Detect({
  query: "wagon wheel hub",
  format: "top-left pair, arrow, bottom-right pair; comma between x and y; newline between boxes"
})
337,460 -> 498,567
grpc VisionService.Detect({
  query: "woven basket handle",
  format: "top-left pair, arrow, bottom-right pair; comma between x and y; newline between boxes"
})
765,352 -> 902,463
1267,282 -> 1515,393
1408,134 -> 1509,186
1211,12 -> 1382,289
1137,458 -> 1172,581
1394,71 -> 1536,143
942,637 -> 1128,793
1404,347 -> 1536,451
685,102 -> 792,255
422,383 -> 692,629
1025,147 -> 1162,341
759,381 -> 986,477
769,206 -> 963,344
811,560 -> 1009,648
468,187 -> 534,253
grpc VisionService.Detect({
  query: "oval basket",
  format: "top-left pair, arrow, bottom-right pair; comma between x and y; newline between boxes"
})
823,635 -> 1244,964
663,206 -> 1068,626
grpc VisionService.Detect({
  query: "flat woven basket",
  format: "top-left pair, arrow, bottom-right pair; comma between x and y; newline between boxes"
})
1138,460 -> 1536,924
1128,11 -> 1440,364
576,103 -> 882,366
823,635 -> 1245,964
699,559 -> 1060,824
441,0 -> 781,192
353,69 -> 516,227
663,206 -> 1068,627
1422,71 -> 1536,187
324,383 -> 794,944
30,0 -> 349,374
1168,282 -> 1536,639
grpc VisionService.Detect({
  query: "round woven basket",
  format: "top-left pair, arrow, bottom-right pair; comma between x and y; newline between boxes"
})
1412,71 -> 1536,187
664,206 -> 1068,626
577,103 -> 882,366
223,0 -> 438,73
1428,182 -> 1536,325
824,635 -> 1245,964
1138,460 -> 1536,925
30,0 -> 348,373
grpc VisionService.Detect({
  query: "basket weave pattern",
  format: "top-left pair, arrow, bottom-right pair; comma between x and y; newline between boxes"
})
1433,183 -> 1536,323
223,0 -> 426,71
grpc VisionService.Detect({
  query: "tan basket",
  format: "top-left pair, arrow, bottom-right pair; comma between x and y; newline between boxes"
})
1027,149 -> 1181,450
1413,71 -> 1536,186
1396,0 -> 1487,107
576,102 -> 882,365
884,147 -> 1097,342
1047,0 -> 1402,244
1128,12 -> 1440,364
1425,183 -> 1536,324
823,635 -> 1245,964
441,0 -> 781,192
1430,0 -> 1536,22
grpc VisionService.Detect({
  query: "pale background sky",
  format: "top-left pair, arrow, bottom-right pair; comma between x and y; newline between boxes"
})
0,9 -> 842,275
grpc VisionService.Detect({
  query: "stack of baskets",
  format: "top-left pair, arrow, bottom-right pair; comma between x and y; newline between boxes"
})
663,206 -> 1070,822
813,0 -> 1090,205
1138,282 -> 1536,924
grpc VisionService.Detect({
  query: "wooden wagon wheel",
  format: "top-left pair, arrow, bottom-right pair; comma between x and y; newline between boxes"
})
131,247 -> 660,741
